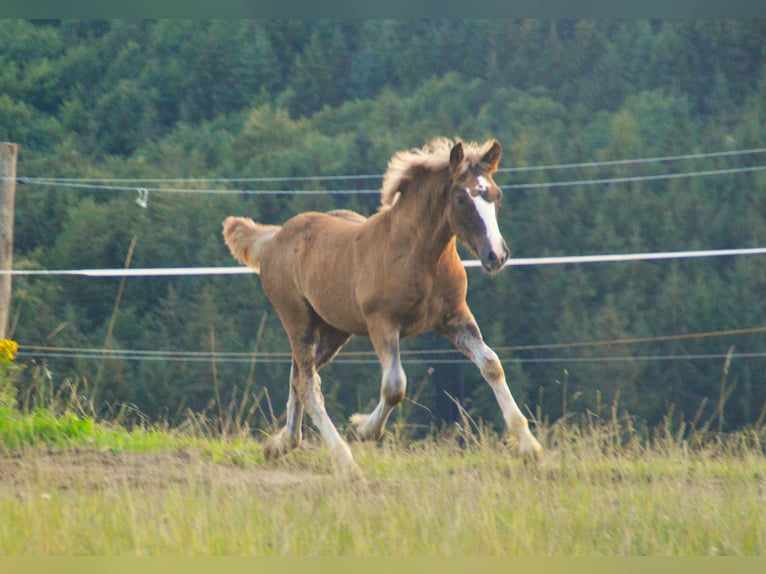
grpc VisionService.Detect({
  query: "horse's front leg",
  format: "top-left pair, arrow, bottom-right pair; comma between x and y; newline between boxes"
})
443,312 -> 542,459
349,319 -> 406,441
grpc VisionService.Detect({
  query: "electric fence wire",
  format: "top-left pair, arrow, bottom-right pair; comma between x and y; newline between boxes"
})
8,144 -> 766,369
17,326 -> 766,366
9,145 -> 766,185
8,147 -> 766,195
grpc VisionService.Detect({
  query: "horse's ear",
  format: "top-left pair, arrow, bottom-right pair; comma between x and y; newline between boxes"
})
449,142 -> 465,174
480,140 -> 502,173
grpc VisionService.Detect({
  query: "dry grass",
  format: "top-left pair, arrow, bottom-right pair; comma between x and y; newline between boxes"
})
1,414 -> 764,556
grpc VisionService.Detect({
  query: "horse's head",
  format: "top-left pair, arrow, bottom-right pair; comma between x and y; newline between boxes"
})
446,140 -> 509,273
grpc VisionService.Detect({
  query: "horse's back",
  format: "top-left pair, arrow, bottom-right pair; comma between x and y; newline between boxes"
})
259,211 -> 369,335
259,207 -> 467,339
327,209 -> 367,224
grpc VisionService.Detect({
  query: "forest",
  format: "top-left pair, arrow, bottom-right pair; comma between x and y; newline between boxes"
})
2,19 -> 766,435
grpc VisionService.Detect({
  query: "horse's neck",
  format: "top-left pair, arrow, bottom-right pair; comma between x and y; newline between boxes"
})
388,186 -> 454,266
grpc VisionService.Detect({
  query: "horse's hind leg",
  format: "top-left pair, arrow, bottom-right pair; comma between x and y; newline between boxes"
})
296,359 -> 362,479
315,325 -> 352,370
288,322 -> 361,478
443,312 -> 542,459
349,318 -> 406,441
264,360 -> 303,460
264,327 -> 350,461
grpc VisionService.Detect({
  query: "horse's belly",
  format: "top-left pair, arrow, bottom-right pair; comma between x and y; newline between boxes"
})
281,216 -> 365,334
397,305 -> 441,339
310,298 -> 369,336
302,268 -> 368,336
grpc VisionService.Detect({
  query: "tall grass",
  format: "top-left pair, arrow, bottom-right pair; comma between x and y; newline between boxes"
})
1,414 -> 765,555
0,343 -> 765,555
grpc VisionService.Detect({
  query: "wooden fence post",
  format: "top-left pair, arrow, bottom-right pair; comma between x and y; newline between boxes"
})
0,142 -> 18,340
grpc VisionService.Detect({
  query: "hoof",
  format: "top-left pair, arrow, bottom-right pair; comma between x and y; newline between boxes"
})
344,424 -> 362,442
337,461 -> 366,484
520,435 -> 543,464
348,413 -> 371,440
330,443 -> 366,483
263,429 -> 300,461
263,439 -> 286,461
348,412 -> 369,426
348,413 -> 382,442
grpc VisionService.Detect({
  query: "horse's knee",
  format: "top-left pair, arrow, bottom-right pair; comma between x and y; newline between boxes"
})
479,349 -> 504,383
382,365 -> 406,406
455,328 -> 504,382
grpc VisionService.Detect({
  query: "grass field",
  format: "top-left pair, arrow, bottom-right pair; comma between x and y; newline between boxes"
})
1,404 -> 764,556
1,344 -> 764,556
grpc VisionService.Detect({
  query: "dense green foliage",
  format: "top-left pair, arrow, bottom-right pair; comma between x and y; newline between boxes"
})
3,20 -> 766,433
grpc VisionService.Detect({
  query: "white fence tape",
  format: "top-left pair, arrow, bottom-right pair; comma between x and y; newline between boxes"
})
4,247 -> 766,277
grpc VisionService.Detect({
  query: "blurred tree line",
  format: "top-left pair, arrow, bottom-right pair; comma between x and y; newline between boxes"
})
2,19 -> 766,434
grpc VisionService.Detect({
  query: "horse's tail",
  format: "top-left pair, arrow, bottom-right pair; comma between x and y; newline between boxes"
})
222,216 -> 281,275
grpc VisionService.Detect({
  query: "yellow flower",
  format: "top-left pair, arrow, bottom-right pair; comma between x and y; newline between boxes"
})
0,339 -> 18,364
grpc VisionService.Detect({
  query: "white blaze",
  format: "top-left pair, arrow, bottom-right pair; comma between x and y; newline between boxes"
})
469,176 -> 505,255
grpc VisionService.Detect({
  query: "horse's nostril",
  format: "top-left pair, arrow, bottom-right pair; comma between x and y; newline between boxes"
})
501,243 -> 510,263
483,249 -> 506,272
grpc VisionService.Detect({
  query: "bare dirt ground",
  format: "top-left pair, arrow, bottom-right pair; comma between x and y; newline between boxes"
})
0,449 -> 325,496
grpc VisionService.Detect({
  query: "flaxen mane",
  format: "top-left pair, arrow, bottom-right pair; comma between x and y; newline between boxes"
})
380,137 -> 498,207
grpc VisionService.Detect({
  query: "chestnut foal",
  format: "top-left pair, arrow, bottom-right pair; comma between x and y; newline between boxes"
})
223,138 -> 542,478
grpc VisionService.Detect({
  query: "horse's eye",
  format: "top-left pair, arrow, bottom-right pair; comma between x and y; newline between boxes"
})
476,175 -> 490,194
456,194 -> 466,207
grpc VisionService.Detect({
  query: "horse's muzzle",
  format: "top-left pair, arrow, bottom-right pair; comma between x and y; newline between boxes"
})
481,242 -> 509,273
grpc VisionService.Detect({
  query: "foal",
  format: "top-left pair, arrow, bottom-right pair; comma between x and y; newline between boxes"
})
223,138 -> 542,478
